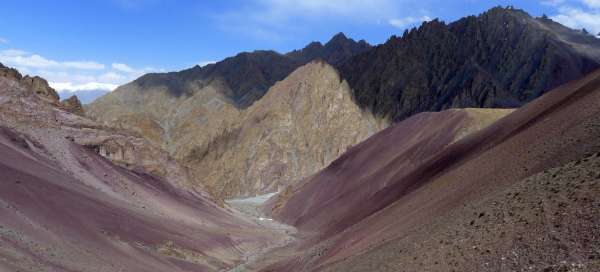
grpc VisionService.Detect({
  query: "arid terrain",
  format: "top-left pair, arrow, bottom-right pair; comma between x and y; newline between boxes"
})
2,5 -> 600,272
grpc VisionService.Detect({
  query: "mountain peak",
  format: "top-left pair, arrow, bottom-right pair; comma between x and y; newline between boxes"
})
286,32 -> 371,66
328,32 -> 349,43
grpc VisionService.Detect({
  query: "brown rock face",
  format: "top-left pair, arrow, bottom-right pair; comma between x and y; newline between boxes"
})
0,62 -> 60,104
186,61 -> 386,198
21,75 -> 60,103
89,61 -> 387,199
60,95 -> 85,115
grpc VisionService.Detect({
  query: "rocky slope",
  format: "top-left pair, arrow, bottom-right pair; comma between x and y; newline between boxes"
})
0,64 -> 286,271
88,7 -> 600,200
267,108 -> 514,228
89,59 -> 384,199
184,61 -> 384,199
321,154 -> 600,272
340,6 -> 600,121
60,95 -> 85,115
262,68 -> 600,271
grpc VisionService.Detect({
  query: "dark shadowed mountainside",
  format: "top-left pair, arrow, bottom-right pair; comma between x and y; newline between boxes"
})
131,33 -> 370,108
339,6 -> 600,121
286,32 -> 371,66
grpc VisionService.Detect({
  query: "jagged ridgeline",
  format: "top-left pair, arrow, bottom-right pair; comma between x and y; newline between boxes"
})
87,34 -> 374,199
339,7 -> 600,121
128,32 -> 371,109
88,7 -> 600,199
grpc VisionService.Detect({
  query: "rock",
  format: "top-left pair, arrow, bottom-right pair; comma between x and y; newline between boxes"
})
86,35 -> 377,199
0,63 -> 21,80
0,62 -> 60,104
60,95 -> 85,116
185,61 -> 386,198
20,75 -> 59,104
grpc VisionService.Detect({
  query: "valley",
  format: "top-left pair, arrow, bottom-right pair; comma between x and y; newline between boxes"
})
1,5 -> 600,272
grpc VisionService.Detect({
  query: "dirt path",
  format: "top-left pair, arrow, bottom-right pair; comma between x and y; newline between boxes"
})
225,193 -> 298,272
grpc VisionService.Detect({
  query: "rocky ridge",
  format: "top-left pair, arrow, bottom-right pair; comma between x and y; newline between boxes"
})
340,6 -> 600,121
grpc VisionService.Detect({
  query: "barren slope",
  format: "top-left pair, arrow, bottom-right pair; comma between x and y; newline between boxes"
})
0,68 -> 284,272
186,61 -> 385,199
265,69 -> 600,271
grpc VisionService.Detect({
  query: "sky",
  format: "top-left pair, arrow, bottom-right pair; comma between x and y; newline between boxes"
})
0,0 -> 599,97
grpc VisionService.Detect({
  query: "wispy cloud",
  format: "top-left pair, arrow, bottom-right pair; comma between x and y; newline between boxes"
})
0,37 -> 7,44
50,82 -> 119,92
0,48 -> 164,93
541,0 -> 566,6
583,0 -> 600,8
257,0 -> 399,20
112,63 -> 135,73
0,49 -> 104,70
388,16 -> 432,29
214,0 -> 414,41
548,0 -> 600,35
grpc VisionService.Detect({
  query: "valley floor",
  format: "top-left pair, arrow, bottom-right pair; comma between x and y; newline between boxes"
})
226,193 -> 298,271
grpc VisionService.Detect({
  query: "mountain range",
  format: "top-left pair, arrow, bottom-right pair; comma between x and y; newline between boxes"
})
2,5 -> 600,272
88,6 -> 600,199
341,7 -> 600,121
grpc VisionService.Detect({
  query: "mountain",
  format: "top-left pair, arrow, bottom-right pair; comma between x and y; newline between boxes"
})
60,95 -> 85,115
87,34 -> 376,199
0,64 -> 287,271
286,32 -> 371,65
88,7 -> 600,201
339,7 -> 600,121
101,32 -> 370,110
59,89 -> 111,104
184,61 -> 384,199
91,61 -> 384,199
267,108 -> 514,230
263,68 -> 600,271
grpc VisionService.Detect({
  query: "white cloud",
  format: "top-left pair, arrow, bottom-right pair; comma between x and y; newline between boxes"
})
216,0 -> 415,40
112,62 -> 135,73
0,49 -> 104,70
50,82 -> 119,92
389,16 -> 432,29
0,37 -> 7,44
551,6 -> 600,34
63,61 -> 105,70
542,0 -> 566,6
583,0 -> 600,8
0,48 -> 162,93
259,0 -> 398,19
99,71 -> 126,82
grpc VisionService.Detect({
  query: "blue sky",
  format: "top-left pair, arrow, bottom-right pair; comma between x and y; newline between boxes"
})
0,0 -> 599,95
